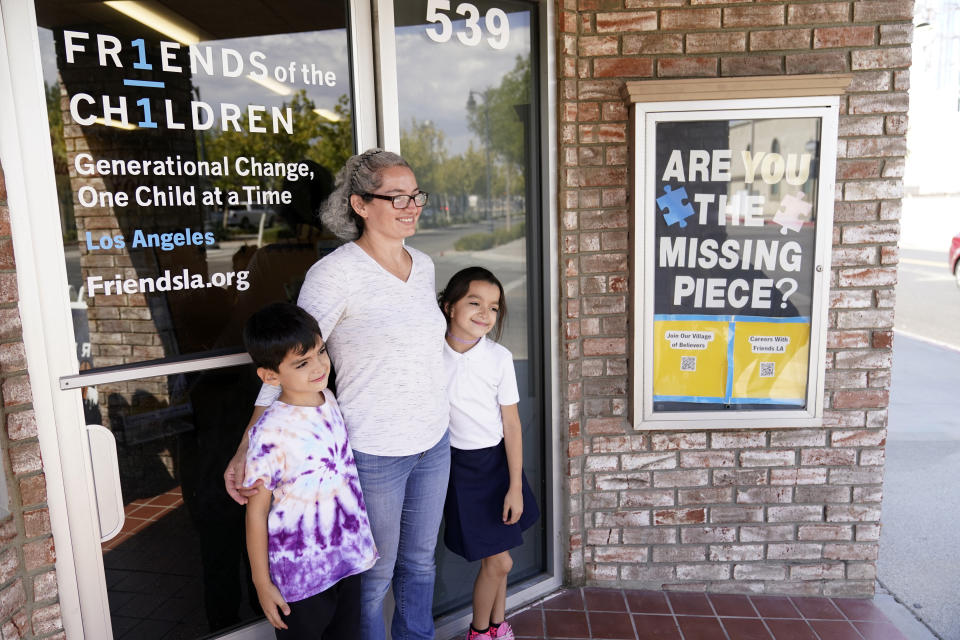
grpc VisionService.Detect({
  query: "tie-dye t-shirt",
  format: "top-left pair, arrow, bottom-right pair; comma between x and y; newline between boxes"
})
243,389 -> 378,602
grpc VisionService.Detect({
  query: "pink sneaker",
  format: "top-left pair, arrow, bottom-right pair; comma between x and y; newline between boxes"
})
465,628 -> 492,640
490,622 -> 515,640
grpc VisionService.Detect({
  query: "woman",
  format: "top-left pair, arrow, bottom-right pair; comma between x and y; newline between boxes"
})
224,149 -> 450,640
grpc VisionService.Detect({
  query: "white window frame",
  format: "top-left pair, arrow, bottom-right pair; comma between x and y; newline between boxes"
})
630,97 -> 839,431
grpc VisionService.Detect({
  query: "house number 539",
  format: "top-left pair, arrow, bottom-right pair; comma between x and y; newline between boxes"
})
425,0 -> 510,50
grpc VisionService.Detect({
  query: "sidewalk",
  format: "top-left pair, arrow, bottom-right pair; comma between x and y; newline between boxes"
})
494,587 -> 923,640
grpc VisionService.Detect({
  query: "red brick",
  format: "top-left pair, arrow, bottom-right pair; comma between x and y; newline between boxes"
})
844,179 -> 903,201
0,581 -> 25,620
841,222 -> 899,244
814,26 -> 876,48
661,8 -> 722,30
750,29 -> 811,50
832,246 -> 877,266
9,442 -> 41,475
723,5 -> 785,27
30,602 -> 62,636
19,474 -> 46,506
678,487 -> 733,504
582,294 -> 625,314
741,525 -> 795,542
652,432 -> 707,450
833,202 -> 879,222
827,330 -> 870,349
824,543 -> 878,561
6,410 -> 36,440
581,254 -> 627,273
596,11 -> 657,32
832,389 -> 888,409
580,0 -> 620,11
653,508 -> 706,525
837,267 -> 897,287
680,451 -> 736,467
846,137 -> 908,158
623,33 -> 684,54
658,56 -> 718,77
849,93 -> 909,114
0,273 -> 18,304
737,487 -> 792,503
848,71 -> 893,92
872,330 -> 894,349
710,544 -> 764,561
880,23 -> 914,45
711,506 -> 763,523
788,2 -> 851,25
734,563 -> 787,580
0,342 -> 25,373
681,526 -> 736,543
686,32 -> 746,53
594,56 -> 655,78
0,308 -> 22,341
33,570 -> 58,602
786,51 -> 848,74
582,337 -> 626,355
801,448 -> 858,466
854,1 -> 914,22
568,167 -> 627,188
23,509 -> 51,538
622,489 -> 676,507
577,36 -> 620,56
653,469 -> 709,487
768,506 -> 824,522
740,450 -> 796,467
721,55 -> 783,76
585,417 -> 626,434
594,546 -> 648,563
852,47 -> 912,70
711,431 -> 766,448
23,538 -> 55,571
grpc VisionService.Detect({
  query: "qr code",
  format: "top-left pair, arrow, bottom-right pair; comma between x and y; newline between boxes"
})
759,362 -> 775,378
680,356 -> 696,372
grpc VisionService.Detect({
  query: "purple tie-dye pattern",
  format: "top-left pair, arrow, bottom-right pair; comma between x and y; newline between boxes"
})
243,393 -> 378,602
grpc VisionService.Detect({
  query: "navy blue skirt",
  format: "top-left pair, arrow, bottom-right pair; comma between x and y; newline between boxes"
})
443,440 -> 539,562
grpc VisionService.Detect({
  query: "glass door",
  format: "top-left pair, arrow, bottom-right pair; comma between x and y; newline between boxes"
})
25,0 -> 547,636
389,0 -> 546,614
34,2 -> 358,637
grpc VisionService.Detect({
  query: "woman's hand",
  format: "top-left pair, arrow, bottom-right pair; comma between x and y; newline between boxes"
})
502,487 -> 523,525
254,581 -> 290,630
224,443 -> 263,505
225,405 -> 269,504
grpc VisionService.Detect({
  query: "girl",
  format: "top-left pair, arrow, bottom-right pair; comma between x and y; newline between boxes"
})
438,267 -> 540,640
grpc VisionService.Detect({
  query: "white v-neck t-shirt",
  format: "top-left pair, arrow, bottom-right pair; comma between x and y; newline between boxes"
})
256,242 -> 449,456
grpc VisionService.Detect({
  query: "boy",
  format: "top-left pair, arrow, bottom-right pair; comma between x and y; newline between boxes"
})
242,303 -> 378,639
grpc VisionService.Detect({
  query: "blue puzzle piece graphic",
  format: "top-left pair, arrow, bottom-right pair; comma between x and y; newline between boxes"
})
657,185 -> 695,228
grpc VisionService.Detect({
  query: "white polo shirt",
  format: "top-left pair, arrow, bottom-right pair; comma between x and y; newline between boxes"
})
444,337 -> 520,450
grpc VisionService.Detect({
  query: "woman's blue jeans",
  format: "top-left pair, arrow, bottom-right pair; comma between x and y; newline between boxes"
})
353,430 -> 450,640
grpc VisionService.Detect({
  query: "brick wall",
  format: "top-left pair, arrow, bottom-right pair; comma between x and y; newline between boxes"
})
0,166 -> 64,637
558,0 -> 912,596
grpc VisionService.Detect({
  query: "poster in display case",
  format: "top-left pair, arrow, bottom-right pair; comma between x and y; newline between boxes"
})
626,76 -> 849,430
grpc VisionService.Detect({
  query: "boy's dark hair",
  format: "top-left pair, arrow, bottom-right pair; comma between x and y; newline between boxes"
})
243,303 -> 322,371
437,266 -> 507,341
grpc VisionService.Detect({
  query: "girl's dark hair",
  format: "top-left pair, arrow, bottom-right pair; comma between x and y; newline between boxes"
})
243,303 -> 323,371
438,266 -> 507,341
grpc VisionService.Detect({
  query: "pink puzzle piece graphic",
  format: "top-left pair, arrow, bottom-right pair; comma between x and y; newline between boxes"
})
774,192 -> 813,234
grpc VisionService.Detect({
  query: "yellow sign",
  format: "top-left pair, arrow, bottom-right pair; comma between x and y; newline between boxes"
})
731,320 -> 809,401
653,315 -> 809,405
653,318 -> 730,401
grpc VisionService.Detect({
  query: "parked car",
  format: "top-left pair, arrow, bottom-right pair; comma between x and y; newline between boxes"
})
227,206 -> 275,229
951,231 -> 960,289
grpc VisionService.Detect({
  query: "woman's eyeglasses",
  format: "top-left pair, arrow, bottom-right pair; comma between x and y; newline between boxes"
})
363,192 -> 429,209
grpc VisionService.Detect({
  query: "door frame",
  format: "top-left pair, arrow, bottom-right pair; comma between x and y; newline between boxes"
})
0,0 -> 561,637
